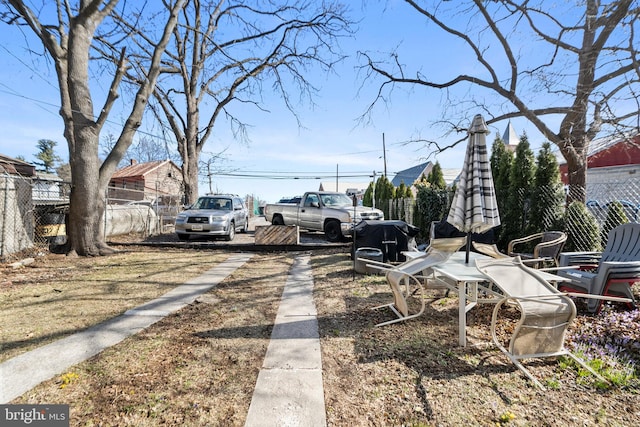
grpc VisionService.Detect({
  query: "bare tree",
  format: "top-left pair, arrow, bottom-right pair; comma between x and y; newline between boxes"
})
129,135 -> 180,164
360,0 -> 640,202
199,149 -> 229,195
101,133 -> 180,168
1,0 -> 185,256
119,0 -> 352,204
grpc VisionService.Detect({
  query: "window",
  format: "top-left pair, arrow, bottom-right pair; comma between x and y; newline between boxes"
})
304,194 -> 319,207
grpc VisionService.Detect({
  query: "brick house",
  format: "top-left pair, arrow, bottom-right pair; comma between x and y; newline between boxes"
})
108,159 -> 183,206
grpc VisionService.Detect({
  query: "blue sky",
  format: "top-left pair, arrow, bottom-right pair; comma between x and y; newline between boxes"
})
0,1 -> 550,203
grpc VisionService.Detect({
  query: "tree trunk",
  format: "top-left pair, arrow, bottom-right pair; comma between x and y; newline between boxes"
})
560,141 -> 588,205
182,151 -> 200,204
565,157 -> 587,205
64,17 -> 108,256
180,112 -> 202,204
65,126 -> 110,256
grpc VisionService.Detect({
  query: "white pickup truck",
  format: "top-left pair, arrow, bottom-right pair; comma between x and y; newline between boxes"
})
263,191 -> 384,242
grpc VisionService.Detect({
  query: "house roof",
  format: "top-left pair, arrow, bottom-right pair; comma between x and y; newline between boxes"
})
442,168 -> 462,186
391,161 -> 431,187
588,133 -> 640,157
557,133 -> 640,166
111,160 -> 180,179
0,153 -> 36,176
35,171 -> 63,182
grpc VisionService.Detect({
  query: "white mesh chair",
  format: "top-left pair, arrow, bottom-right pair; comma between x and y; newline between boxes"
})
368,237 -> 466,327
475,257 -> 605,389
471,241 -> 509,259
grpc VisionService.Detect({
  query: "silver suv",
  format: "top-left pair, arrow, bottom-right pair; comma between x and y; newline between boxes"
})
175,195 -> 249,241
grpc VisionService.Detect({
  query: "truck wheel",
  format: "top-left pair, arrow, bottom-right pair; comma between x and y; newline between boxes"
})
272,215 -> 284,225
324,220 -> 342,242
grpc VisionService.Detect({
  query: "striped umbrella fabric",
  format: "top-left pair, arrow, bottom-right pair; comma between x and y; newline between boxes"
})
447,114 -> 500,261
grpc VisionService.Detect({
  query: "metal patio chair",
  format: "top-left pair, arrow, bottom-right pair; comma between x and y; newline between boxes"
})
476,257 -> 605,389
367,237 -> 467,327
507,231 -> 567,268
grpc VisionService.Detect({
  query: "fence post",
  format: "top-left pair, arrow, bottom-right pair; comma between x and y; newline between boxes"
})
1,174 -> 7,258
104,187 -> 108,239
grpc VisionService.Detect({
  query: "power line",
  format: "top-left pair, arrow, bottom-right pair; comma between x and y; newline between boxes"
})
228,169 -> 376,175
340,149 -> 381,156
0,44 -> 411,168
212,171 -> 377,180
0,85 -> 178,143
0,44 -> 59,91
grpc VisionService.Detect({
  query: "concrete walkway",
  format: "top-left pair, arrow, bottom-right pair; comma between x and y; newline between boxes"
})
0,253 -> 254,403
245,254 -> 326,427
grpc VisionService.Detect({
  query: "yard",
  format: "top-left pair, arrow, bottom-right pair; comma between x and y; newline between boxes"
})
1,245 -> 639,426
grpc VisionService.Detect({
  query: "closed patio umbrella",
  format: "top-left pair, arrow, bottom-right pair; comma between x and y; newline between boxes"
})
447,114 -> 501,263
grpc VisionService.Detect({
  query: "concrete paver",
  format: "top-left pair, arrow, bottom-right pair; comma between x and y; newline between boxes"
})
245,254 -> 326,427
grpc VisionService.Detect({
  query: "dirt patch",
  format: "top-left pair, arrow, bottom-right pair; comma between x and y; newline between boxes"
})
2,247 -> 639,426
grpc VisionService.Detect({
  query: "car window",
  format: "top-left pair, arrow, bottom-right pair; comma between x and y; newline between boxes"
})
219,199 -> 232,210
193,198 -> 207,209
304,194 -> 319,207
319,193 -> 352,207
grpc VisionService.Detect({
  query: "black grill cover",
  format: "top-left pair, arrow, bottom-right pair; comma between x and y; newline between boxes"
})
353,220 -> 420,263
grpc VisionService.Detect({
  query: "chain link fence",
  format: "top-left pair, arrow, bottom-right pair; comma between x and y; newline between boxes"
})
566,180 -> 640,251
1,174 -> 70,261
384,179 -> 640,252
3,170 -> 639,260
0,174 -> 184,261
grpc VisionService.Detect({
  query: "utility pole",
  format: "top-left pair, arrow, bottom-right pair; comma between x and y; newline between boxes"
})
206,161 -> 214,194
372,170 -> 376,209
382,133 -> 388,178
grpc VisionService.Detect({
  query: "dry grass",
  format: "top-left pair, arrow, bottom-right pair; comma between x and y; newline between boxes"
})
314,252 -> 640,426
4,248 -> 293,426
1,249 -> 230,363
2,246 -> 639,426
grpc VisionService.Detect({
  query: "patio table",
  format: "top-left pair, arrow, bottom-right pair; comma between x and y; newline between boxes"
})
428,251 -> 570,347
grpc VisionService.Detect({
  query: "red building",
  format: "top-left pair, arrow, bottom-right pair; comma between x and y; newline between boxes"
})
559,134 -> 640,185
